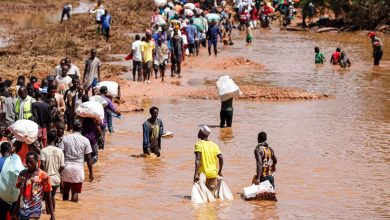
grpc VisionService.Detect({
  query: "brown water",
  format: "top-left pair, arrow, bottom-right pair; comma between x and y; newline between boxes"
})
48,29 -> 390,219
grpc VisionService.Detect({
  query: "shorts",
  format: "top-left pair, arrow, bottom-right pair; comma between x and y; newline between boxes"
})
88,78 -> 98,90
63,182 -> 83,193
246,34 -> 253,42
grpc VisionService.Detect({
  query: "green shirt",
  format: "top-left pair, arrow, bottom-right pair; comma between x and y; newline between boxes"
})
315,52 -> 325,64
221,98 -> 233,112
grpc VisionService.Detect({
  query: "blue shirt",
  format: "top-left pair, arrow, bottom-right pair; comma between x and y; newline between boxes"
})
186,25 -> 197,44
101,14 -> 111,29
0,157 -> 6,173
207,24 -> 222,41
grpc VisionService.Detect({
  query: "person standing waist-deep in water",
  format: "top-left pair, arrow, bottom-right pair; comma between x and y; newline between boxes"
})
369,32 -> 384,66
220,98 -> 233,128
253,132 -> 277,188
142,107 -> 164,157
193,126 -> 223,192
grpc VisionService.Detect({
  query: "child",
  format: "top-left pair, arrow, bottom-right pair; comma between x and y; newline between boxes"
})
314,47 -> 326,64
246,24 -> 253,44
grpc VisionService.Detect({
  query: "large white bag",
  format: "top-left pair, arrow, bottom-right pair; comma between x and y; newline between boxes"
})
154,0 -> 167,7
243,180 -> 275,200
76,101 -> 105,123
191,173 -> 216,203
205,13 -> 221,23
214,177 -> 234,201
94,81 -> 119,97
216,75 -> 241,101
8,120 -> 38,144
184,9 -> 194,17
90,95 -> 108,107
0,155 -> 24,204
184,3 -> 196,10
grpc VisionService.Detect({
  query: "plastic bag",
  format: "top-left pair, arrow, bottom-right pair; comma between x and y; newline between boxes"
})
0,155 -> 24,204
243,180 -> 275,200
184,9 -> 194,17
191,173 -> 216,203
216,75 -> 242,101
90,95 -> 108,107
184,3 -> 195,10
94,81 -> 119,97
8,120 -> 38,144
75,101 -> 105,123
214,177 -> 234,201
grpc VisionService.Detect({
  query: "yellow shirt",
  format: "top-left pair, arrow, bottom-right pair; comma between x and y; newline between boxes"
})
194,140 -> 221,178
141,41 -> 155,63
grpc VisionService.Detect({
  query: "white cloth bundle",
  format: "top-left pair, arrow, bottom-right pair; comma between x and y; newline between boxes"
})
90,95 -> 108,107
243,180 -> 275,200
75,101 -> 105,123
93,81 -> 119,97
8,120 -> 39,144
214,177 -> 234,201
191,173 -> 216,203
216,75 -> 242,101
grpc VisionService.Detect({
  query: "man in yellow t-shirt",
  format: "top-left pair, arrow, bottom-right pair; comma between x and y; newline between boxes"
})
193,126 -> 223,192
141,31 -> 155,83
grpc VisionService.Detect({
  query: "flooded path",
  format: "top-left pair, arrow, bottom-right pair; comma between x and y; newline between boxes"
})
48,29 -> 389,219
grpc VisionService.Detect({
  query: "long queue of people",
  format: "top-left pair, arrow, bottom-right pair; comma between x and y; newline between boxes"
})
0,48 -> 121,219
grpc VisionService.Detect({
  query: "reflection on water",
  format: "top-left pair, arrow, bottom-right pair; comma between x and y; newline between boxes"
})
46,29 -> 389,219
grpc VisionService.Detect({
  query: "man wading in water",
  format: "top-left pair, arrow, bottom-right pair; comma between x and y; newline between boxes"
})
142,107 -> 164,157
253,132 -> 277,188
193,126 -> 223,192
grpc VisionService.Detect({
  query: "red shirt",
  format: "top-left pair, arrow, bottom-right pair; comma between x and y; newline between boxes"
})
332,52 -> 340,63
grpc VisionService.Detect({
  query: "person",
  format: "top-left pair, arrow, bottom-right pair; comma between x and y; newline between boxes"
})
142,107 -> 164,157
55,65 -> 72,95
59,120 -> 93,202
40,130 -> 65,212
155,39 -> 169,81
64,78 -> 80,131
81,116 -> 102,164
330,48 -> 341,65
207,19 -> 222,56
48,85 -> 66,116
101,10 -> 112,42
246,24 -> 253,44
253,132 -> 277,188
220,97 -> 233,128
339,51 -> 352,68
171,29 -> 184,77
141,31 -> 155,83
90,4 -> 105,34
54,59 -> 67,76
193,126 -> 223,192
14,152 -> 55,220
32,91 -> 51,147
186,19 -> 197,56
65,58 -> 81,79
61,3 -> 72,23
0,91 -> 15,127
307,2 -> 314,23
99,86 -> 120,142
0,142 -> 24,220
131,35 -> 143,82
369,32 -> 384,66
83,49 -> 101,94
314,47 -> 326,64
15,86 -> 35,120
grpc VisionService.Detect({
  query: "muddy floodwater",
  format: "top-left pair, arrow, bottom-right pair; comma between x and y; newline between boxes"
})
46,29 -> 389,219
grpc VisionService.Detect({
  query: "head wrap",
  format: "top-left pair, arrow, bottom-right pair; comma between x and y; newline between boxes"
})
200,125 -> 211,136
368,32 -> 376,38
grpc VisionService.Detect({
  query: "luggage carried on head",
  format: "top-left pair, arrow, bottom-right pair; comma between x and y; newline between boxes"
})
76,101 -> 105,123
90,95 -> 108,107
216,75 -> 242,101
205,13 -> 221,23
154,0 -> 167,7
93,81 -> 120,98
8,120 -> 39,144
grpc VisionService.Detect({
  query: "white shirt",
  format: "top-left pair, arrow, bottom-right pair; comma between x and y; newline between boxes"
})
55,75 -> 72,94
68,64 -> 80,78
131,40 -> 143,62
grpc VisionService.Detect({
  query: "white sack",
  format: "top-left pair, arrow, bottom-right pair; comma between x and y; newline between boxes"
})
184,9 -> 194,17
76,101 -> 105,123
184,3 -> 196,10
8,120 -> 39,144
94,81 -> 119,97
216,75 -> 241,101
154,0 -> 167,7
243,180 -> 274,200
199,173 -> 216,202
215,177 -> 234,201
191,182 -> 207,204
90,95 -> 108,107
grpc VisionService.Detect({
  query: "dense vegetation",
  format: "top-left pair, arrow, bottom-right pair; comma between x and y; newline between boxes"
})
300,0 -> 390,29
